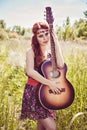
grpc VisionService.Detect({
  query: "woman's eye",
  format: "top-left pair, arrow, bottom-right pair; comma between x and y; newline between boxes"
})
38,35 -> 43,38
38,32 -> 49,38
45,33 -> 48,36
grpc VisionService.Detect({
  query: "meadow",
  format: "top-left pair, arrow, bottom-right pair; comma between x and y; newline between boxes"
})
0,39 -> 87,130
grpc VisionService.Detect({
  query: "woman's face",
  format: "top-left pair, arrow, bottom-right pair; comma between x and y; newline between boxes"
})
36,29 -> 50,46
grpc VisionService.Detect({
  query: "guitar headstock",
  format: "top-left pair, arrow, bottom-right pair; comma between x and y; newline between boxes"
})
45,7 -> 54,25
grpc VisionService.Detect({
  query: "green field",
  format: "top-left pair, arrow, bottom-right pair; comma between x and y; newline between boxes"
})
0,39 -> 87,130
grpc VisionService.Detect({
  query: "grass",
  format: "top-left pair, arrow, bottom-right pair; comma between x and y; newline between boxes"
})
0,39 -> 87,130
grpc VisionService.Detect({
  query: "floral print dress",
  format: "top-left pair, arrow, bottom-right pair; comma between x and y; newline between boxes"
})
20,56 -> 55,120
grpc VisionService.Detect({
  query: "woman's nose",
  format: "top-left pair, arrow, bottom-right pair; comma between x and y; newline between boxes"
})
43,35 -> 47,40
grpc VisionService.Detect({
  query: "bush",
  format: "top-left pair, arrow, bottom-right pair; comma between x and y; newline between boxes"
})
0,29 -> 9,40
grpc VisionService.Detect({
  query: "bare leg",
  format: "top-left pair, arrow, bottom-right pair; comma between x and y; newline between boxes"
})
37,121 -> 45,130
38,117 -> 57,130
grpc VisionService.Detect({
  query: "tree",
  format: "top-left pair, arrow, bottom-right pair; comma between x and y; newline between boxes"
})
12,25 -> 21,34
74,19 -> 87,39
66,16 -> 70,26
84,11 -> 87,18
0,19 -> 6,29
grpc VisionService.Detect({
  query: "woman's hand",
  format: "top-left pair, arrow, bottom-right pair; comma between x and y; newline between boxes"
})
48,80 -> 61,94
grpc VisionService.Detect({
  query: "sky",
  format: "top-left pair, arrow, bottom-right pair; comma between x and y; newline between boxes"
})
0,0 -> 87,28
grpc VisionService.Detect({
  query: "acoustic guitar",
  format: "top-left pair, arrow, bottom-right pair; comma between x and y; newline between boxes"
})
38,7 -> 75,110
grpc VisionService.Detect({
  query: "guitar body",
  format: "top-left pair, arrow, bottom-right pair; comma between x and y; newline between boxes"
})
38,60 -> 75,110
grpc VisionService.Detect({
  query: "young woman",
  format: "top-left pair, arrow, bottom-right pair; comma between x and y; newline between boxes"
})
20,22 -> 65,130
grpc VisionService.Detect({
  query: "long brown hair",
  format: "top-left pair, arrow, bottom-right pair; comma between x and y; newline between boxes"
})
31,22 -> 49,67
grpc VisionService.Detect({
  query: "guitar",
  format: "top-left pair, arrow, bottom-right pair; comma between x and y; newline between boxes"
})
38,7 -> 75,110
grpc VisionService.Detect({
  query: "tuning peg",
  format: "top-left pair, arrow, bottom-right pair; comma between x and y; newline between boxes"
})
44,14 -> 46,17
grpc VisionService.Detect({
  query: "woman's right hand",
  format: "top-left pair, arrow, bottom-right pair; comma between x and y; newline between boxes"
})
48,80 -> 61,94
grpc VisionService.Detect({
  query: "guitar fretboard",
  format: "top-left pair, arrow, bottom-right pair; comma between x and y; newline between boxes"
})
50,26 -> 57,71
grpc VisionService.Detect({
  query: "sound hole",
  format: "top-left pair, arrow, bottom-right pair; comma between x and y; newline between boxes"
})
50,70 -> 60,78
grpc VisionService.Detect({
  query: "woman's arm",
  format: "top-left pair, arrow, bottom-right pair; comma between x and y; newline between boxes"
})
26,48 -> 51,86
51,30 -> 64,68
26,48 -> 62,94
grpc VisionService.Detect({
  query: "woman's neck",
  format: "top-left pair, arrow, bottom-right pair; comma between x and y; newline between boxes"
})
40,45 -> 49,58
40,45 -> 47,54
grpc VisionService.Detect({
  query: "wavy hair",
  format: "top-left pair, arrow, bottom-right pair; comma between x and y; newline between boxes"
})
31,22 -> 49,67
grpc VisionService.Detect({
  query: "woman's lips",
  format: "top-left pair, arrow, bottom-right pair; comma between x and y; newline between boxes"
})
43,41 -> 48,43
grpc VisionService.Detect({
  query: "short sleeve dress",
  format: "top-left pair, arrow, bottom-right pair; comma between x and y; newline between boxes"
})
20,54 -> 56,120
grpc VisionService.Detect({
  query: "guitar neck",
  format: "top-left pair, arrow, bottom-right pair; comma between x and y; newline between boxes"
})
49,24 -> 57,71
45,6 -> 57,71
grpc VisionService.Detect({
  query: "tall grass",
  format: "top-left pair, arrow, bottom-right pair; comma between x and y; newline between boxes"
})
0,40 -> 87,130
